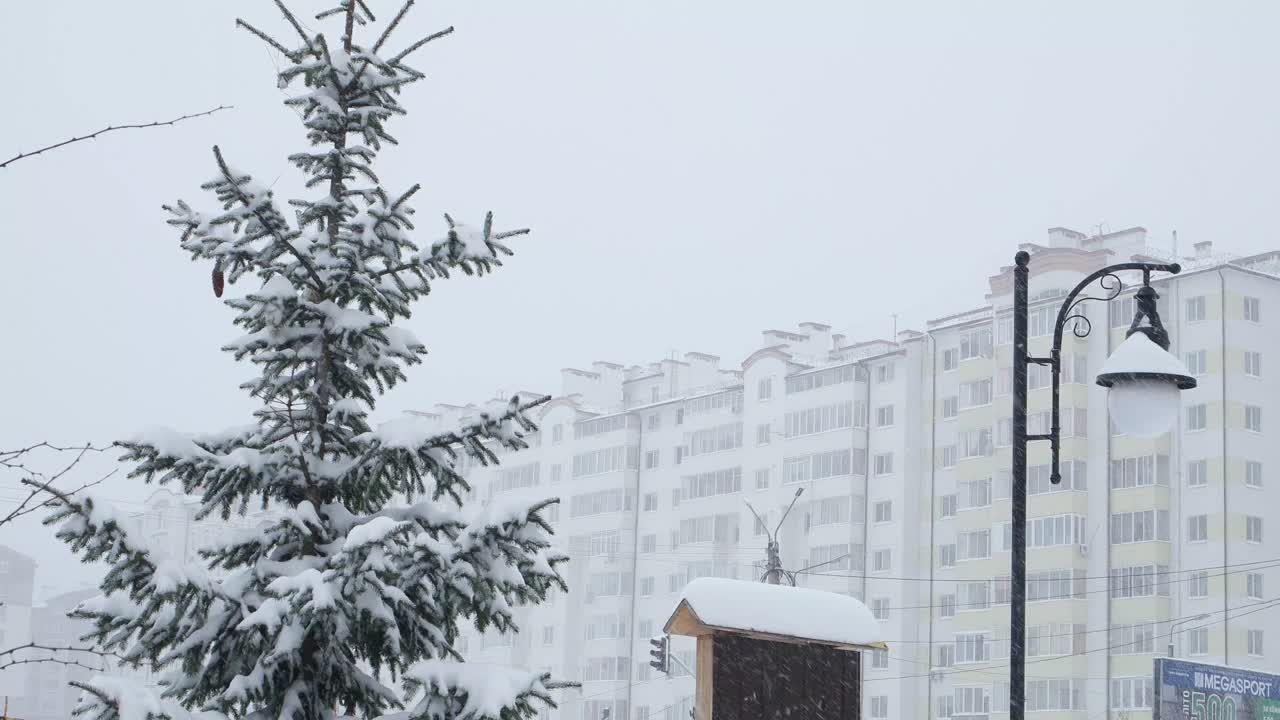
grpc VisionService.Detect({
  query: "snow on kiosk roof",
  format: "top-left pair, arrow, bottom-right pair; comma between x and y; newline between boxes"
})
664,577 -> 887,651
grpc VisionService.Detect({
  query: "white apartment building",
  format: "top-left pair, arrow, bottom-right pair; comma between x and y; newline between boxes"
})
449,226 -> 1280,720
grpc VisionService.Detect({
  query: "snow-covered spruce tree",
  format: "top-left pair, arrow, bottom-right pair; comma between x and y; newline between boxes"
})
43,2 -> 569,719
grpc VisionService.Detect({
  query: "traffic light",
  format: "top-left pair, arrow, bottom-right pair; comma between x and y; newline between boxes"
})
648,634 -> 669,674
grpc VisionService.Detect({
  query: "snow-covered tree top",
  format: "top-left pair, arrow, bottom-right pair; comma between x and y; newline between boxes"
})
43,3 -> 569,720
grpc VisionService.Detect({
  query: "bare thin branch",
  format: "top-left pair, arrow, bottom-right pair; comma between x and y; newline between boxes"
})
1,107 -> 231,170
273,0 -> 314,46
236,18 -> 295,56
1,442 -> 111,528
0,643 -> 121,673
373,0 -> 415,53
388,26 -> 454,66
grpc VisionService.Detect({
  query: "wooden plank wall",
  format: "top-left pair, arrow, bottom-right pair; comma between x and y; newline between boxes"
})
708,635 -> 861,720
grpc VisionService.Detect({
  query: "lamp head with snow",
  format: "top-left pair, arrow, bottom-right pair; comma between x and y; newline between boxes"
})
1095,282 -> 1196,439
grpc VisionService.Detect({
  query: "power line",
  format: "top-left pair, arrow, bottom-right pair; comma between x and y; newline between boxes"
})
861,596 -> 1280,683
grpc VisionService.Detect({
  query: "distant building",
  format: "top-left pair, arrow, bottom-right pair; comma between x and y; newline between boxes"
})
444,226 -> 1280,720
18,588 -> 108,720
0,545 -> 36,704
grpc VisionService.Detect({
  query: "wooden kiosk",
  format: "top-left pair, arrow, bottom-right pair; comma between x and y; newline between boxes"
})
664,577 -> 887,720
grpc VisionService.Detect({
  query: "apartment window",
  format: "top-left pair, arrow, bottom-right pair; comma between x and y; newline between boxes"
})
954,633 -> 990,664
542,626 -> 555,645
1110,296 -> 1136,328
1188,627 -> 1209,655
943,348 -> 959,371
959,379 -> 992,409
784,402 -> 853,438
871,597 -> 890,620
873,452 -> 894,476
939,594 -> 956,618
958,530 -> 990,561
1246,351 -> 1262,377
1111,677 -> 1153,710
938,544 -> 957,568
1110,455 -> 1170,488
1110,565 -> 1171,599
1186,295 -> 1206,322
958,477 -> 992,510
757,377 -> 773,401
807,543 -> 857,573
1188,571 -> 1209,598
643,493 -> 658,512
941,445 -> 957,468
873,500 -> 892,524
1186,404 -> 1207,431
1246,460 -> 1263,488
754,468 -> 770,490
997,316 -> 1013,345
640,534 -> 657,554
671,490 -> 680,509
679,513 -> 740,544
1247,515 -> 1264,543
784,449 -> 853,484
813,496 -> 852,526
960,428 -> 992,459
755,423 -> 771,445
872,548 -> 892,573
1245,296 -> 1262,322
1185,349 -> 1207,375
954,687 -> 991,718
1246,405 -> 1262,432
640,576 -> 655,597
877,364 -> 895,383
959,329 -> 992,360
869,648 -> 889,669
1248,572 -> 1264,599
675,408 -> 684,425
552,424 -> 564,443
550,464 -> 562,484
643,450 -> 659,470
1249,630 -> 1265,656
960,581 -> 990,611
869,696 -> 889,720
647,413 -> 659,430
1110,622 -> 1156,654
1187,459 -> 1208,487
875,405 -> 895,427
1182,512 -> 1203,540
942,396 -> 958,419
939,494 -> 957,519
1110,510 -> 1170,544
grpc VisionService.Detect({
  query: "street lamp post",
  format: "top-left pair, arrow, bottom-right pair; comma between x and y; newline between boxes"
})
1009,251 -> 1196,720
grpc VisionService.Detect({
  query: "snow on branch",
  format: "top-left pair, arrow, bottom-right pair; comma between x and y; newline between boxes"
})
0,106 -> 231,170
71,676 -> 228,720
397,661 -> 570,720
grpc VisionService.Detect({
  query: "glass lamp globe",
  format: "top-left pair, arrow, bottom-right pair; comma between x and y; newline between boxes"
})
1096,331 -> 1196,439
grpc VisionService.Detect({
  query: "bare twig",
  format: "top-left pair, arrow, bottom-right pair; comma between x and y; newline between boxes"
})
0,643 -> 120,672
1,442 -> 110,529
1,106 -> 232,170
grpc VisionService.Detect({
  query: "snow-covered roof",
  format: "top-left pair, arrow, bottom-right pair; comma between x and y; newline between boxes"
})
664,578 -> 886,651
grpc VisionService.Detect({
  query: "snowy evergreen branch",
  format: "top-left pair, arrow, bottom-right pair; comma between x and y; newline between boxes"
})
0,107 -> 231,169
42,3 -> 569,720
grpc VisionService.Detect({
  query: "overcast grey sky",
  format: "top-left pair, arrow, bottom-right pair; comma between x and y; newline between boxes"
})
3,0 -> 1280,585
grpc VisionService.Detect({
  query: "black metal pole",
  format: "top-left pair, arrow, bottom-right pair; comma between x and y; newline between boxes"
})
1010,251 -> 1030,720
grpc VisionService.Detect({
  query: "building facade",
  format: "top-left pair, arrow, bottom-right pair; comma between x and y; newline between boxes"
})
447,226 -> 1280,720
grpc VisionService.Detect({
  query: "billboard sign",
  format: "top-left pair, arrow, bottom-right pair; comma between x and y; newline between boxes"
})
1155,658 -> 1280,720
